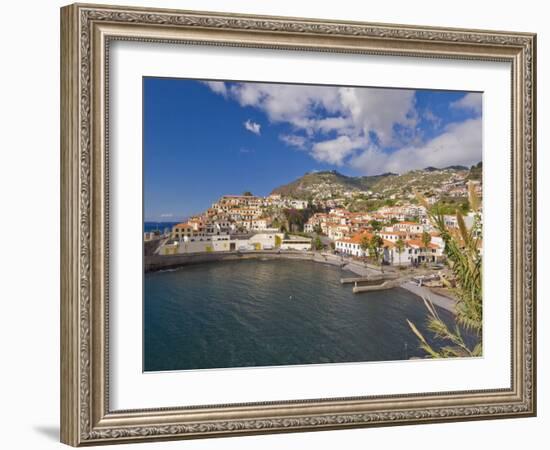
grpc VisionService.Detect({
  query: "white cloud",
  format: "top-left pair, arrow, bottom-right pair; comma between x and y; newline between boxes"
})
244,119 -> 261,135
350,118 -> 482,175
202,81 -> 228,97
311,135 -> 365,166
279,134 -> 307,149
160,213 -> 174,218
314,116 -> 352,134
205,82 -> 416,146
229,83 -> 341,127
423,109 -> 442,128
339,87 -> 417,146
451,92 -> 482,115
203,81 -> 480,174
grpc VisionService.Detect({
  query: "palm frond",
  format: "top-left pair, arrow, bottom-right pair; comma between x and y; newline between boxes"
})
407,189 -> 483,357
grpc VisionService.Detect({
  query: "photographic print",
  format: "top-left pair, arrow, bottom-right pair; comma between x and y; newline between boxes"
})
61,5 -> 536,444
143,78 -> 483,372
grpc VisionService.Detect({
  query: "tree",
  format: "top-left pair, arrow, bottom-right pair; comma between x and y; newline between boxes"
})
395,238 -> 405,266
242,191 -> 253,196
369,220 -> 383,232
313,236 -> 323,251
407,183 -> 482,358
283,208 -> 307,232
368,235 -> 384,263
421,231 -> 431,264
359,236 -> 370,260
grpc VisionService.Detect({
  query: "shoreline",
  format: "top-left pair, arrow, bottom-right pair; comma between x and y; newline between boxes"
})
400,281 -> 456,313
145,251 -> 455,312
145,250 -> 379,276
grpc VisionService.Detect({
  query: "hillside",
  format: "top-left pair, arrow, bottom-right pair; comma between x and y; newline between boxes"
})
370,167 -> 469,197
271,164 -> 481,203
466,161 -> 482,181
270,170 -> 394,199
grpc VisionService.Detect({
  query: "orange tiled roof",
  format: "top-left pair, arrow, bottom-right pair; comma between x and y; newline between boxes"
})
338,231 -> 374,245
173,222 -> 191,229
406,239 -> 439,249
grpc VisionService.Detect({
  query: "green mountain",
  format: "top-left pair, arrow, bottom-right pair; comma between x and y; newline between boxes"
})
270,170 -> 395,199
370,167 -> 470,196
271,165 -> 479,201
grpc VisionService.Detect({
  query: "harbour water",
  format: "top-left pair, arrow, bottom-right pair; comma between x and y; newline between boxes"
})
144,259 -> 474,371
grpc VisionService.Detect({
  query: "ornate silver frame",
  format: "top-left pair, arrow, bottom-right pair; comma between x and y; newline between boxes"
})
60,3 -> 536,446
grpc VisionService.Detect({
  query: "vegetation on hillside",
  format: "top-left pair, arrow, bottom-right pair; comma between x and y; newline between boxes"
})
371,168 -> 468,197
466,161 -> 483,181
270,165 -> 480,203
432,196 -> 470,215
270,170 -> 395,199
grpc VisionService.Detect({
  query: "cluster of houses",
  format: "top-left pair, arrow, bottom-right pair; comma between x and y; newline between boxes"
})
372,170 -> 482,204
153,188 -> 480,266
304,205 -> 427,239
159,194 -> 311,256
303,207 -> 446,265
434,173 -> 481,198
335,227 -> 444,265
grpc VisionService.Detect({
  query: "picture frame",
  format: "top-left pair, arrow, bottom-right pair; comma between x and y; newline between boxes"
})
60,2 -> 536,446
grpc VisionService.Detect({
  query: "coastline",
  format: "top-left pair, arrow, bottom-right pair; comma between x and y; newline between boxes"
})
145,251 -> 456,312
400,281 -> 456,313
145,250 -> 360,273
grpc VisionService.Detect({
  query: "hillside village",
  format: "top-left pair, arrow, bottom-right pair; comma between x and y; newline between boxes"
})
148,164 -> 482,269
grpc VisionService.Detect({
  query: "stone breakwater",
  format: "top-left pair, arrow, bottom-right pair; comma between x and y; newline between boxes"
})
145,250 -> 344,273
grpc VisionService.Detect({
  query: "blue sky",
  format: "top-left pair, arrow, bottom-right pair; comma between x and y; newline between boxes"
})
144,78 -> 482,221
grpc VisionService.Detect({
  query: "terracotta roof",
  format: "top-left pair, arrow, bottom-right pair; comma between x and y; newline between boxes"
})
337,231 -> 374,245
406,239 -> 439,249
173,222 -> 192,229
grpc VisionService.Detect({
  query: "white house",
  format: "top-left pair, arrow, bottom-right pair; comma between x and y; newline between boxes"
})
288,199 -> 309,210
392,221 -> 424,234
335,231 -> 373,257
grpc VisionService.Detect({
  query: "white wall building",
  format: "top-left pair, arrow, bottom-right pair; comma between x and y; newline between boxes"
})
335,232 -> 373,257
280,237 -> 312,251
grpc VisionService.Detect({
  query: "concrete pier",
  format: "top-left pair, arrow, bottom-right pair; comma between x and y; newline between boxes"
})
340,276 -> 370,284
352,281 -> 392,293
340,274 -> 398,284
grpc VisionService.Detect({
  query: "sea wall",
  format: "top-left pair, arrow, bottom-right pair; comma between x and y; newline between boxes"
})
145,250 -> 324,272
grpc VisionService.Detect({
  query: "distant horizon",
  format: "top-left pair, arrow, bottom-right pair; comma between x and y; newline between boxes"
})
144,78 -> 482,221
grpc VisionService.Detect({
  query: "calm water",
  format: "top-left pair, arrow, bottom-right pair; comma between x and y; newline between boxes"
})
144,259 -> 470,371
144,221 -> 180,233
